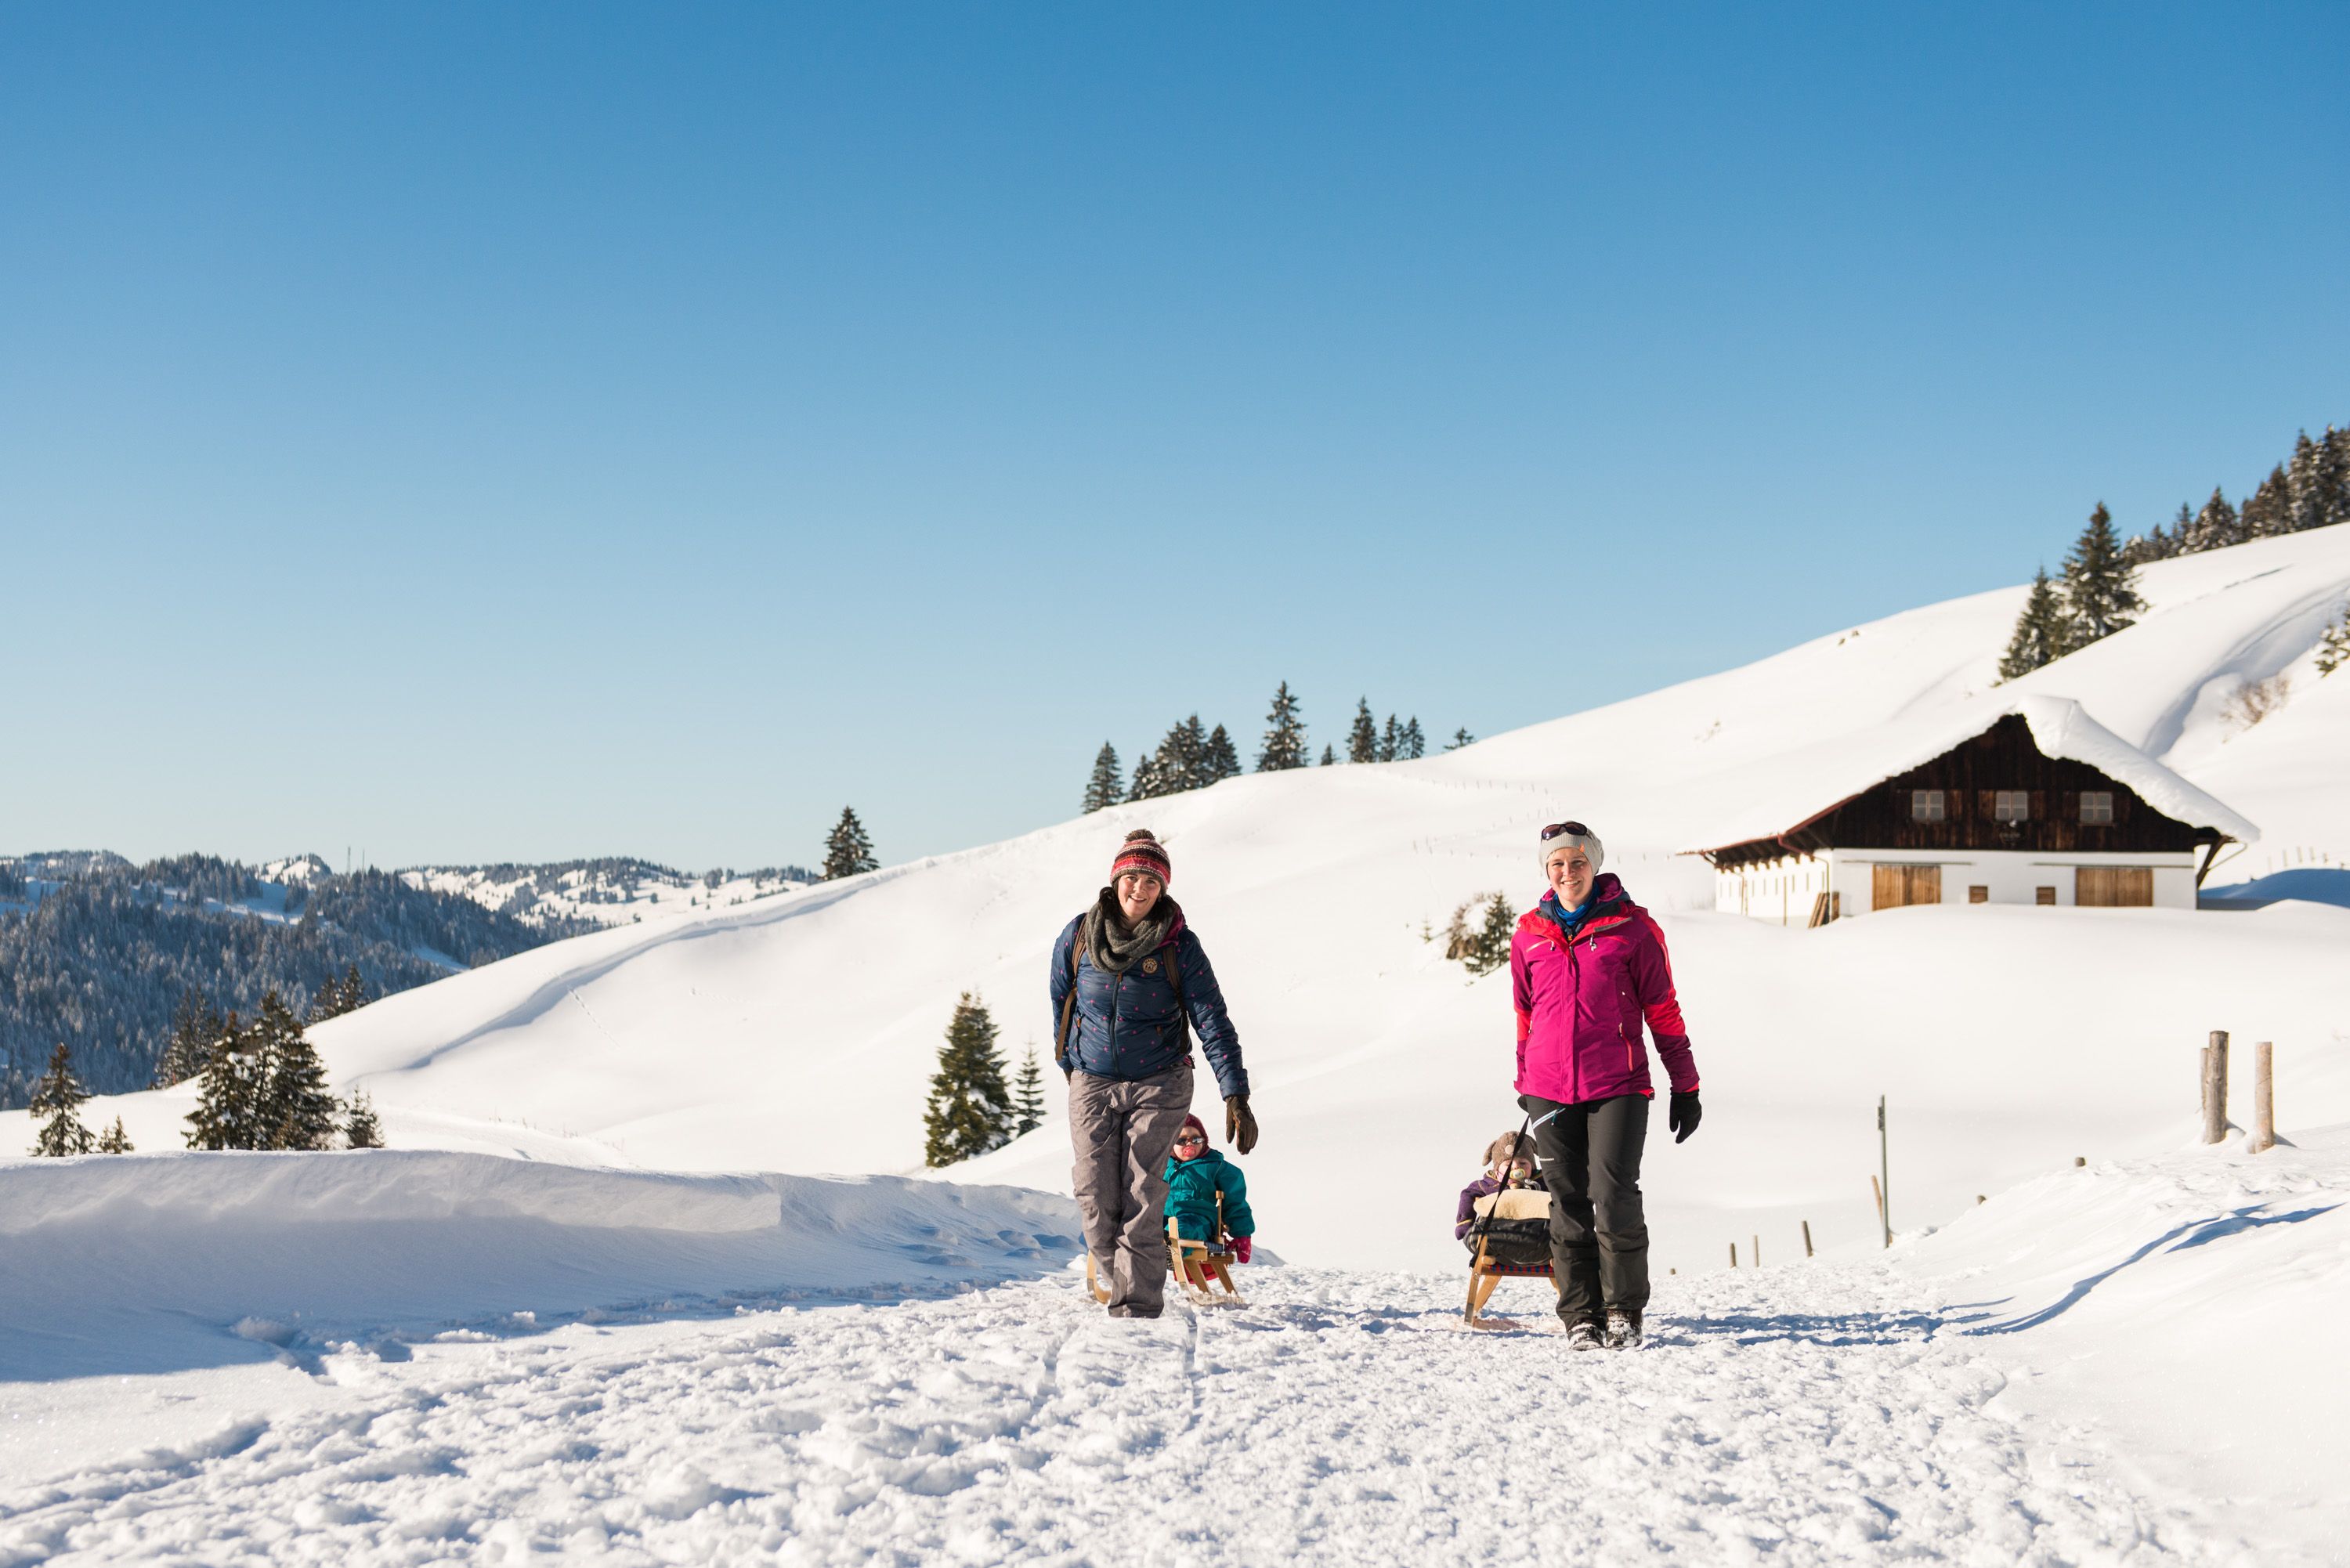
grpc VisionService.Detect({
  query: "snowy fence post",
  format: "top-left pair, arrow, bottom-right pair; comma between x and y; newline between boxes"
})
1876,1097 -> 1891,1248
2202,1031 -> 2229,1144
1752,1234 -> 1762,1268
2251,1042 -> 2276,1154
1729,1242 -> 1737,1268
1802,1219 -> 1813,1258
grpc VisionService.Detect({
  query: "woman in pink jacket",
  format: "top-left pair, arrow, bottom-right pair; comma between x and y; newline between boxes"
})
1510,821 -> 1701,1351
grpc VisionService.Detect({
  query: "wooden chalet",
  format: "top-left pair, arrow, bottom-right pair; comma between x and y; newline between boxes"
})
1681,695 -> 2259,926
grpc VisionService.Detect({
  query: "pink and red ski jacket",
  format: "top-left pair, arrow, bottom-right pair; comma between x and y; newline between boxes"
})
1509,873 -> 1700,1105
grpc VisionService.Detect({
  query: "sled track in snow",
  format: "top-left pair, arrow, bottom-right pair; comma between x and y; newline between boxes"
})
0,1262 -> 2236,1566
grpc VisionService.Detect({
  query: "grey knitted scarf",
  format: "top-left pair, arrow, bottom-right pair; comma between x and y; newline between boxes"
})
1083,887 -> 1181,975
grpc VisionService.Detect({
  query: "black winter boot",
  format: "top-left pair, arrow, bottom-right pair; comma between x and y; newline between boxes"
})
1605,1308 -> 1643,1349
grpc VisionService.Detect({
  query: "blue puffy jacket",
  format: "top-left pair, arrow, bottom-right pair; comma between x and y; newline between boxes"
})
1048,910 -> 1249,1099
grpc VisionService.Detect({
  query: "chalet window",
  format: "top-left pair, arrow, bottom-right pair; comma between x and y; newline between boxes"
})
1994,790 -> 2030,823
1969,886 -> 1987,903
2035,886 -> 2056,905
2079,791 -> 2113,824
1910,789 -> 1945,822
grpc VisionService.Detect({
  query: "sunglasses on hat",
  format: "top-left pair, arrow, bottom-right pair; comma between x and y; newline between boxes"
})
1541,822 -> 1591,841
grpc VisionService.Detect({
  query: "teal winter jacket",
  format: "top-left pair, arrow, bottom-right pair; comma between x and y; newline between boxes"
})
1162,1148 -> 1254,1242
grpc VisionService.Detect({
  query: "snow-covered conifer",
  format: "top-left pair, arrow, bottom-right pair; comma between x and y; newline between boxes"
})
1347,699 -> 1378,764
822,807 -> 878,880
255,991 -> 338,1151
1401,717 -> 1426,760
2316,603 -> 2350,678
153,991 -> 222,1087
2059,504 -> 2142,645
2240,464 -> 2294,538
1127,750 -> 1171,801
344,1088 -> 385,1149
1256,682 -> 1308,771
1445,727 -> 1474,751
184,1010 -> 258,1151
28,1042 -> 96,1156
1200,724 -> 1241,786
1081,743 -> 1125,812
1462,895 -> 1516,977
1998,566 -> 2074,681
923,992 -> 1013,1166
95,1117 -> 133,1154
2186,488 -> 2242,553
1011,1047 -> 1046,1137
1319,744 -> 1336,766
1378,714 -> 1400,764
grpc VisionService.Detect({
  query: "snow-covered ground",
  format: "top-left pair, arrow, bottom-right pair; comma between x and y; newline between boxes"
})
5,528 -> 2348,1560
3,1135 -> 2341,1564
399,862 -> 812,932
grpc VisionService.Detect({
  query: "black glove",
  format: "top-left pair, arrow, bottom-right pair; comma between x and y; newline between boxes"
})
1668,1091 -> 1701,1144
1225,1093 -> 1260,1155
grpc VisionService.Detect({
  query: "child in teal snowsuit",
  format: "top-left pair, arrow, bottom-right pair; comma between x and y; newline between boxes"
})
1164,1112 -> 1256,1263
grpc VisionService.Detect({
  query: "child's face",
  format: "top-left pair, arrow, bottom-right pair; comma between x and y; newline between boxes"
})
1174,1129 -> 1206,1162
1507,1158 -> 1533,1182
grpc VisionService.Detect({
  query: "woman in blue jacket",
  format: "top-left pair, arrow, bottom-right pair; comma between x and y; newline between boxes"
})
1050,829 -> 1256,1318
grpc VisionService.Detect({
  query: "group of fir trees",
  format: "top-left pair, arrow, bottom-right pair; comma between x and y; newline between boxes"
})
2122,426 -> 2350,563
2316,604 -> 2350,679
2000,425 -> 2350,682
1997,504 -> 2146,681
1444,894 -> 1517,977
1080,682 -> 1439,812
822,807 -> 879,880
26,1041 -> 130,1156
921,992 -> 1046,1165
179,989 -> 383,1152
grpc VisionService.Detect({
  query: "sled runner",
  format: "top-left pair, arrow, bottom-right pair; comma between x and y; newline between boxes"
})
1462,1186 -> 1553,1328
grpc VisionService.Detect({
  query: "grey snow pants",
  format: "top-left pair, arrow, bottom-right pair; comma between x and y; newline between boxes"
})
1520,1091 -> 1650,1323
1068,1060 -> 1194,1317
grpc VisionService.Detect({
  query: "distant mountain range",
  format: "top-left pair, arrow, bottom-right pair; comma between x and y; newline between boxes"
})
0,852 -> 814,1110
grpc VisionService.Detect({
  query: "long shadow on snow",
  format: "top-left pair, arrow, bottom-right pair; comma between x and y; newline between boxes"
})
1962,1202 -> 2339,1337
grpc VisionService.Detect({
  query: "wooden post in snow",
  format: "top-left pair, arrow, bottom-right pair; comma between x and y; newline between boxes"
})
2202,1031 -> 2229,1144
1729,1241 -> 1737,1267
1870,1172 -> 1885,1248
1876,1097 -> 1891,1248
2251,1042 -> 2276,1154
1802,1220 -> 1813,1258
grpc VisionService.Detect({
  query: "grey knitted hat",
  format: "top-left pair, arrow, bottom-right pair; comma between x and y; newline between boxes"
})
1537,820 -> 1605,874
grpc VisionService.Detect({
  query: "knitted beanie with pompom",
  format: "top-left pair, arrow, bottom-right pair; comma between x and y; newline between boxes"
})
1111,829 -> 1171,887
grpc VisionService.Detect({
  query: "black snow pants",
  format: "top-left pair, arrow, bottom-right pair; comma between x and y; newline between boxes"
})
1518,1092 -> 1650,1323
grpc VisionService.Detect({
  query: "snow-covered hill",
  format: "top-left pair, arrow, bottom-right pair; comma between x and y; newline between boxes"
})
12,528 -> 2350,1285
397,859 -> 816,932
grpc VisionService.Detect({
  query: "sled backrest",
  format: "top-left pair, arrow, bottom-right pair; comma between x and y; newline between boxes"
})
1473,1187 -> 1552,1222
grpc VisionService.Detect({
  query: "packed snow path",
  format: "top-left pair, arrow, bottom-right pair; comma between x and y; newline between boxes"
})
1,1264 -> 2229,1567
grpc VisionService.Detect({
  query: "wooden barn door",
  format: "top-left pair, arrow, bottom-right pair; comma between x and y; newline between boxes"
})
2076,866 -> 2153,906
1871,865 -> 1943,910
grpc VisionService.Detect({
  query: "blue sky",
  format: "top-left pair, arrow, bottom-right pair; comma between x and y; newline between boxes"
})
5,3 -> 2345,872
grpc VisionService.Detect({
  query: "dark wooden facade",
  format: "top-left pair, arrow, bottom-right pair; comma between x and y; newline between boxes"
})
1705,714 -> 2224,869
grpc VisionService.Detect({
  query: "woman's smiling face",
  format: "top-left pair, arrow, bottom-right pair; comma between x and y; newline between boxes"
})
1115,869 -> 1162,923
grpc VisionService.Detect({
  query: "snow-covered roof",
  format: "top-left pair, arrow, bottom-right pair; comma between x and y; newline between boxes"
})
1677,693 -> 2261,854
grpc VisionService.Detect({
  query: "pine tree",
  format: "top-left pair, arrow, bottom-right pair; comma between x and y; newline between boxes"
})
1400,717 -> 1426,760
2286,430 -> 2329,533
95,1117 -> 134,1154
1128,749 -> 1172,801
1200,724 -> 1242,786
822,807 -> 878,880
154,990 -> 222,1087
1997,565 -> 2075,681
1444,727 -> 1475,751
184,1010 -> 259,1151
1378,714 -> 1400,764
1256,681 -> 1309,771
2059,504 -> 2143,645
252,991 -> 339,1151
1166,715 -> 1208,789
1011,1046 -> 1047,1137
1462,894 -> 1517,977
2240,464 -> 2294,538
344,1089 -> 385,1149
2316,603 -> 2350,678
1347,699 -> 1378,764
923,992 -> 1014,1166
1319,744 -> 1336,766
27,1042 -> 96,1156
2185,487 -> 2243,552
1081,742 -> 1125,813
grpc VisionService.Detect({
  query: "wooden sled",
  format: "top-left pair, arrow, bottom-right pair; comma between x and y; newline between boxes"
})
1463,1187 -> 1553,1329
1083,1192 -> 1246,1308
